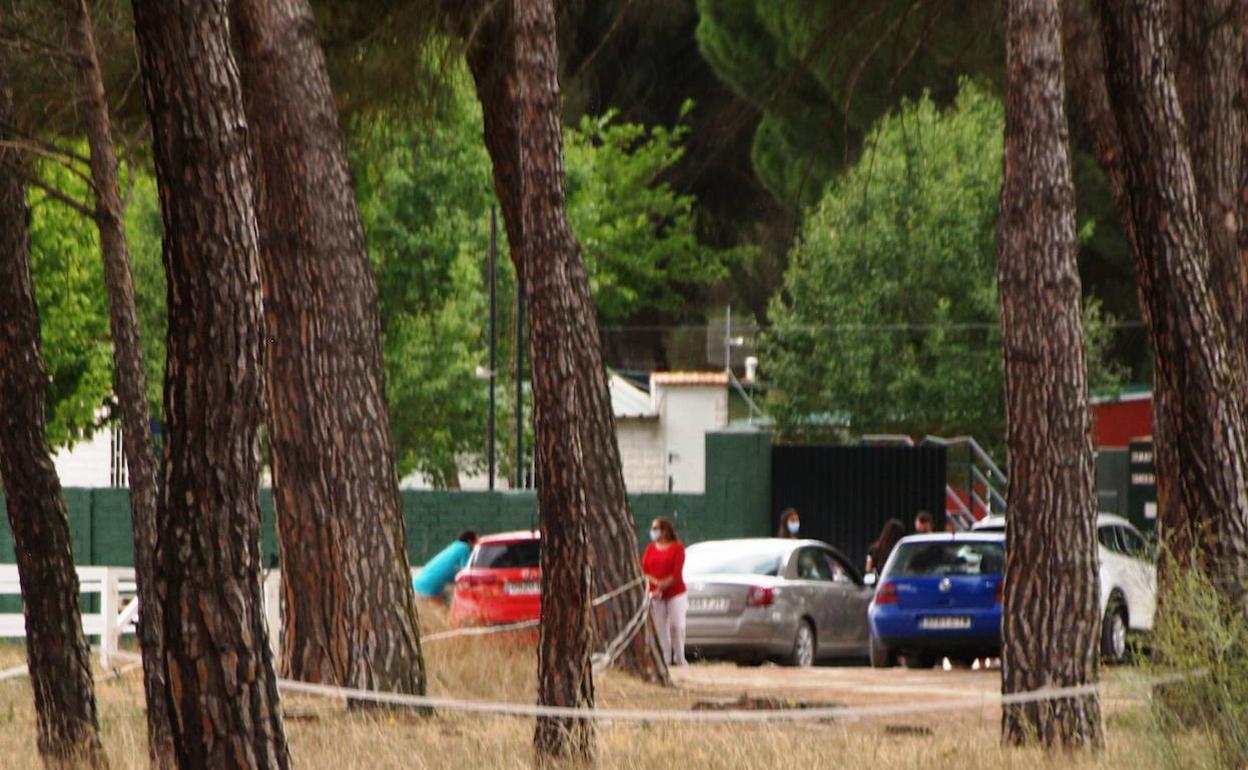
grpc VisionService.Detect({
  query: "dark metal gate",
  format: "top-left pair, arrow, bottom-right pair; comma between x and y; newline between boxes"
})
771,445 -> 948,571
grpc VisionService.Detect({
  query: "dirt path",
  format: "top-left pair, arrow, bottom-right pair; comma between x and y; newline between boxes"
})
668,661 -> 1146,732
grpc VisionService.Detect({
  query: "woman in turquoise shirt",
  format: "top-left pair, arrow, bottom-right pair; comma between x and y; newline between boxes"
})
413,529 -> 479,602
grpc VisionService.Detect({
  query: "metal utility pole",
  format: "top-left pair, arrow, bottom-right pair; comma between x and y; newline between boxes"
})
487,207 -> 497,490
514,263 -> 525,490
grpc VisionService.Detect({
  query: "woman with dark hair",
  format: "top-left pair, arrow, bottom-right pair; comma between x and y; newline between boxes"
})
776,508 -> 801,538
413,528 -> 479,604
641,516 -> 687,666
865,518 -> 906,576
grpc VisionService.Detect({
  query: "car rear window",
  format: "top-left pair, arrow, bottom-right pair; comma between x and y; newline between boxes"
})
883,541 -> 1004,578
684,547 -> 784,577
471,540 -> 540,569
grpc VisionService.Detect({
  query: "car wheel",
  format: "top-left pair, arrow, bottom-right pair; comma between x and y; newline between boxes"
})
785,620 -> 815,667
1102,599 -> 1129,664
869,636 -> 896,669
903,651 -> 937,669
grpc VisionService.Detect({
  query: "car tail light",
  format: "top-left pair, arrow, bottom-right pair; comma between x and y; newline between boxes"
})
994,579 -> 1004,604
458,572 -> 500,588
872,580 -> 898,605
745,585 -> 775,607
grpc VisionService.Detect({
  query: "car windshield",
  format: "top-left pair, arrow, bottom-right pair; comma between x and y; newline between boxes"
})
471,540 -> 540,569
684,542 -> 788,577
884,541 -> 1004,578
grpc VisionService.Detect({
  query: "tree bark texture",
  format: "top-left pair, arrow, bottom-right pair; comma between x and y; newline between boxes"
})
130,0 -> 291,766
998,0 -> 1104,748
61,2 -> 176,765
515,0 -> 599,759
1170,0 -> 1247,370
1099,0 -> 1248,613
232,0 -> 426,696
451,0 -> 668,685
0,70 -> 109,770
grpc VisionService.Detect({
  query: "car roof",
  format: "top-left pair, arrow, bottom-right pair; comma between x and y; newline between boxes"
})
477,530 -> 540,544
972,513 -> 1138,530
1095,513 -> 1134,527
685,537 -> 861,563
685,537 -> 828,552
896,532 -> 1005,544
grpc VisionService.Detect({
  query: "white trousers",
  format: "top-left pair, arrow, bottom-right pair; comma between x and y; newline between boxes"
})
652,592 -> 688,666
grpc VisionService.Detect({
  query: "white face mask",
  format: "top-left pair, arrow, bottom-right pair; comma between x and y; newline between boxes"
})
787,520 -> 800,535
649,527 -> 662,542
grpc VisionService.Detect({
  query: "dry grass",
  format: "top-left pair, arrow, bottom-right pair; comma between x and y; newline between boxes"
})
0,612 -> 1219,770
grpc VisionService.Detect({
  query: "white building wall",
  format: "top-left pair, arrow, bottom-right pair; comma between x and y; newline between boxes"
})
52,429 -> 116,487
616,419 -> 666,492
656,384 -> 728,494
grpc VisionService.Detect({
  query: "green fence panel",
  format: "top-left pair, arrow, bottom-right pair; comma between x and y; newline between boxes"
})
91,488 -> 135,567
0,426 -> 778,576
703,429 -> 772,538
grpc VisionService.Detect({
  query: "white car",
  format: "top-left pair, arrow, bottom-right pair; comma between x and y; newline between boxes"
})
972,512 -> 1155,662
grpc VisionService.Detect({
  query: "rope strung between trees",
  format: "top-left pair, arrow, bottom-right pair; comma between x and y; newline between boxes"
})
591,589 -> 652,674
273,669 -> 1205,723
11,647 -> 1207,725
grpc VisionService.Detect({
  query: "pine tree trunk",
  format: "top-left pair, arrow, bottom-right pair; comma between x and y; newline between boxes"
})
454,0 -> 668,684
1171,0 -> 1247,373
232,0 -> 426,696
130,0 -> 291,765
515,0 -> 598,759
61,2 -> 176,765
0,70 -> 109,770
998,0 -> 1104,748
1098,0 -> 1248,613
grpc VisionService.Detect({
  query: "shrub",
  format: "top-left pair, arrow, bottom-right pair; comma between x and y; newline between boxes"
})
1146,565 -> 1248,770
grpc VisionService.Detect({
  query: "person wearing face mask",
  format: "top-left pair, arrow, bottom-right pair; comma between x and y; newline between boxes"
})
776,508 -> 801,538
641,516 -> 687,666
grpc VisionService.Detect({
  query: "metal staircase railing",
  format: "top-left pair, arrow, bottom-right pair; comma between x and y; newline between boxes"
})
860,433 -> 1009,530
919,435 -> 1008,521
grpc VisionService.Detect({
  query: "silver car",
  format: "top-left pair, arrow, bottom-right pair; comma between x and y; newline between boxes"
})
683,538 -> 873,667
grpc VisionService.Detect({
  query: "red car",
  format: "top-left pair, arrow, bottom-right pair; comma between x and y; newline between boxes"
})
449,530 -> 542,626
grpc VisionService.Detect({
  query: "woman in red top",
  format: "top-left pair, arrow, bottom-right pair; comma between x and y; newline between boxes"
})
641,516 -> 687,666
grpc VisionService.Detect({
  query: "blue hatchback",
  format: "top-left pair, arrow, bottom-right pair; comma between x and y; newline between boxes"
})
867,533 -> 1005,668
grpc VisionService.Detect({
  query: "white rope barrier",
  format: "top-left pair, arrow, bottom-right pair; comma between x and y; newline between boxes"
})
0,664 -> 28,683
95,661 -> 143,683
591,590 -> 652,674
275,669 -> 1204,723
3,642 -> 1206,726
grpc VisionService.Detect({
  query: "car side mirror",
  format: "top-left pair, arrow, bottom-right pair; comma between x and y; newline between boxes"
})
863,572 -> 877,587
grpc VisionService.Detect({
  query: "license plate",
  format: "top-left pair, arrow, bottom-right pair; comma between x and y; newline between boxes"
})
505,581 -> 540,595
689,596 -> 729,613
919,616 -> 971,630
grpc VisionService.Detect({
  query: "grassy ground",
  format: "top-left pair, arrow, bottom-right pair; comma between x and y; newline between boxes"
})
0,607 -> 1213,769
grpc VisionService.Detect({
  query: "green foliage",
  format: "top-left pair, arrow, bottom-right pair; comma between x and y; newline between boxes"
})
353,72 -> 736,485
1146,565 -> 1248,770
564,102 -> 739,321
26,148 -> 166,450
29,160 -> 112,448
122,171 -> 168,414
764,81 -> 1122,446
695,0 -> 1000,209
352,80 -> 499,486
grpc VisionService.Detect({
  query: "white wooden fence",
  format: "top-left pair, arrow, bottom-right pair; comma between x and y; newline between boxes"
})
1,565 -> 140,669
1,566 -> 422,669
